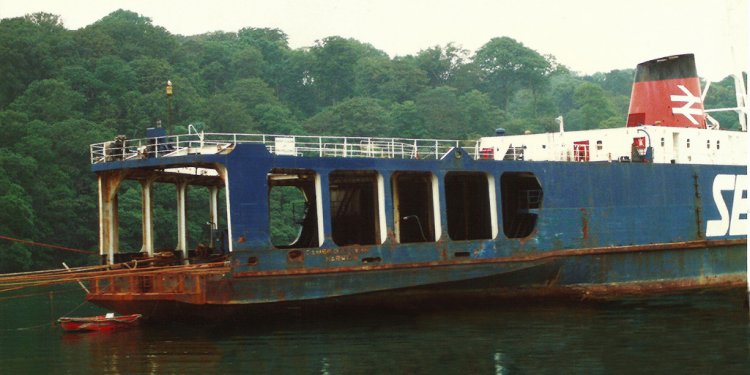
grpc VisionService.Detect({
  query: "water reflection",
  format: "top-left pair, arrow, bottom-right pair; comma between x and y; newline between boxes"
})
2,291 -> 749,374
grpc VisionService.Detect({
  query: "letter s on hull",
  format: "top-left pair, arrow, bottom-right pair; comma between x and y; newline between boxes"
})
706,174 -> 748,237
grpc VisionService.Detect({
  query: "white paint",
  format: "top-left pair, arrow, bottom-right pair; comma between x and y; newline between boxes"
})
706,174 -> 748,237
377,173 -> 387,244
487,173 -> 499,240
274,137 -> 296,156
670,85 -> 703,125
176,181 -> 188,263
432,174 -> 442,241
706,174 -> 737,237
98,176 -> 104,258
477,125 -> 747,166
209,186 -> 219,231
729,174 -> 748,236
220,166 -> 234,253
140,179 -> 154,256
315,173 -> 324,247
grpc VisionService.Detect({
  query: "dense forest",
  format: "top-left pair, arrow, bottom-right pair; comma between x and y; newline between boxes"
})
0,10 -> 744,272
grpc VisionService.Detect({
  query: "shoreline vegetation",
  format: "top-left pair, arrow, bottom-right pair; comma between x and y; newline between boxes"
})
0,10 -> 744,273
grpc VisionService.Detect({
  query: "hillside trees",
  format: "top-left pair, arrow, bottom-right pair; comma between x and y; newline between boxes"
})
0,9 -> 743,272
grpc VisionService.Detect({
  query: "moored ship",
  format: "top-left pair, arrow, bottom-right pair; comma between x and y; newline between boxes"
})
86,54 -> 747,320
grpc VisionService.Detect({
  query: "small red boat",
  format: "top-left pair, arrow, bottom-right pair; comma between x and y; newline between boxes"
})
57,313 -> 142,333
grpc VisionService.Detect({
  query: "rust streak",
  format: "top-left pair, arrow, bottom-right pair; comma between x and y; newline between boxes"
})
233,238 -> 746,278
580,208 -> 589,240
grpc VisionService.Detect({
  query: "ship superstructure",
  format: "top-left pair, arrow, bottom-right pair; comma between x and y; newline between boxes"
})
85,54 -> 748,319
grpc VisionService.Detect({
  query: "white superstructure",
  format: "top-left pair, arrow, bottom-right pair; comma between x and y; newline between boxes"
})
477,125 -> 747,166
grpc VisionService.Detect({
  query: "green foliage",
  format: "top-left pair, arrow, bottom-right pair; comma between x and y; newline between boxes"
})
9,79 -> 85,122
566,83 -> 616,130
304,97 -> 389,136
0,8 -> 743,272
269,186 -> 307,246
414,43 -> 469,88
310,36 -> 388,106
474,37 -> 551,110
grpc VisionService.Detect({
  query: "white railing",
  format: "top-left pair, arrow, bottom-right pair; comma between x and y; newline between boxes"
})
90,132 -> 474,164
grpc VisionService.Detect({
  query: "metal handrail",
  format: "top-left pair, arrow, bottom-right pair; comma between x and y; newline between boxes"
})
90,132 -> 474,164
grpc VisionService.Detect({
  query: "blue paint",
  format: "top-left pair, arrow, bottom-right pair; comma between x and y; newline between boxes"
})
91,142 -> 747,308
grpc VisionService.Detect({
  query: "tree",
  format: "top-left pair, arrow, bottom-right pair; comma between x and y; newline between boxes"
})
237,27 -> 290,90
228,77 -> 280,111
231,46 -> 265,79
388,101 -> 426,139
414,43 -> 469,88
473,37 -> 551,110
703,75 -> 744,130
204,94 -> 256,133
86,9 -> 176,62
0,13 -> 74,108
355,57 -> 427,103
130,56 -> 174,94
458,90 -> 506,138
254,103 -> 302,134
275,49 -> 318,116
415,87 -> 464,139
304,97 -> 390,136
565,82 -> 616,130
8,79 -> 85,122
587,69 -> 634,96
310,36 -> 388,106
94,55 -> 137,95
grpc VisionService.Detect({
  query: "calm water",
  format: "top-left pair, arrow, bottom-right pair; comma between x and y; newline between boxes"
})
1,287 -> 749,374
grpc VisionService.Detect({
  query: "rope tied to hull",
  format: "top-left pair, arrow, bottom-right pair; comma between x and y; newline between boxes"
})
0,234 -> 97,254
0,261 -> 230,295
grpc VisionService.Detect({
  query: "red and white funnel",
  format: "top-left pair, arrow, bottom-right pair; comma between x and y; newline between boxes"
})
627,54 -> 706,128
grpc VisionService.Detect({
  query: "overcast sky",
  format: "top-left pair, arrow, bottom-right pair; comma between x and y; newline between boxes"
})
1,0 -> 747,80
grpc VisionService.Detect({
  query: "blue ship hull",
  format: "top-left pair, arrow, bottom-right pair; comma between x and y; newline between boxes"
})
88,143 -> 747,319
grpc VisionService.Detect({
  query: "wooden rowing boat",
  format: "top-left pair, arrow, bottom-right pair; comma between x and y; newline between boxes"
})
57,313 -> 141,333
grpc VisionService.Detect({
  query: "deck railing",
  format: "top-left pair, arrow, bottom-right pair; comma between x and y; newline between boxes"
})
90,132 -> 477,164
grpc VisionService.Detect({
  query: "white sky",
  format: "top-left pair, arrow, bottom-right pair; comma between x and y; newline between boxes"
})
1,0 -> 747,80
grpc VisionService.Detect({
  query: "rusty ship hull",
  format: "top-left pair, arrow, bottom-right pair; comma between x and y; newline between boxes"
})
86,54 -> 747,320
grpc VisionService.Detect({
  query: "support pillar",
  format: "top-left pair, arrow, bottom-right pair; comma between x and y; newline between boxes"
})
140,178 -> 155,257
98,172 -> 124,265
176,181 -> 188,263
209,186 -> 219,231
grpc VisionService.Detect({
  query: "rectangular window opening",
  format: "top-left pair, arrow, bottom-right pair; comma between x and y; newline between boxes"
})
393,172 -> 436,243
445,172 -> 493,241
501,172 -> 543,239
329,170 -> 382,246
268,169 -> 320,249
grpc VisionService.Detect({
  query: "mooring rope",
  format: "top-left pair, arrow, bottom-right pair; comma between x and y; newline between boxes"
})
0,290 -> 90,331
0,234 -> 96,254
0,261 -> 229,294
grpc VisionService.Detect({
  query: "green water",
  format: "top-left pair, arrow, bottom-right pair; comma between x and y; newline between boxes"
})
1,288 -> 748,374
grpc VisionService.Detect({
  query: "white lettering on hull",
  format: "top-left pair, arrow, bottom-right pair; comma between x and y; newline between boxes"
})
706,174 -> 748,237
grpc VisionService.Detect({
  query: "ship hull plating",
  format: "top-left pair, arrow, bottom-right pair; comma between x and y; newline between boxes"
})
88,135 -> 747,320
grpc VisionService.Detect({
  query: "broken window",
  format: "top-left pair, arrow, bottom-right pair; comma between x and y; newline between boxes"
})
444,172 -> 493,241
329,170 -> 383,246
501,172 -> 542,238
268,169 -> 320,248
392,172 -> 437,243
